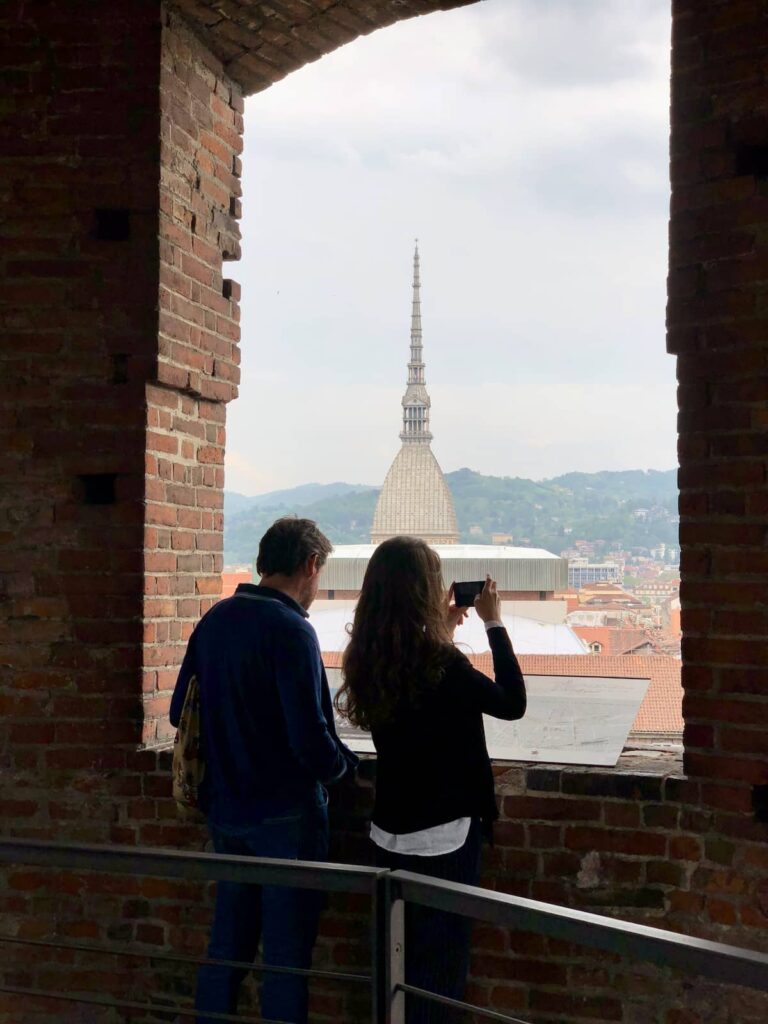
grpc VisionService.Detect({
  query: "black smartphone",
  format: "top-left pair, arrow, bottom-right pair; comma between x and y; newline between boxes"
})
452,580 -> 485,608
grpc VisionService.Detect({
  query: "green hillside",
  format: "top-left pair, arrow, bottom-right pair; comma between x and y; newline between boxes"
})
224,468 -> 678,565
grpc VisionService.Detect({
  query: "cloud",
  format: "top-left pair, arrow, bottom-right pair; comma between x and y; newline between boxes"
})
229,0 -> 674,494
224,374 -> 678,496
431,378 -> 678,481
521,129 -> 669,217
476,0 -> 670,88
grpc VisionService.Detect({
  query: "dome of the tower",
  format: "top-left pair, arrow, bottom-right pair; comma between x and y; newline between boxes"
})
371,444 -> 459,544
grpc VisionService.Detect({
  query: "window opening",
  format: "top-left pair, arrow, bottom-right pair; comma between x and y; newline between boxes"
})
223,0 -> 678,764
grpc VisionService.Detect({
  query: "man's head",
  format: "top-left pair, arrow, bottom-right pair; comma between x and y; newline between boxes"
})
257,517 -> 333,609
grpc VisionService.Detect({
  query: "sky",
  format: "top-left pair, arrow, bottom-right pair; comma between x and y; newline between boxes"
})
225,0 -> 675,496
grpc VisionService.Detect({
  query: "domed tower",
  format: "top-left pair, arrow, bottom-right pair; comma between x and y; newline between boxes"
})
371,243 -> 460,545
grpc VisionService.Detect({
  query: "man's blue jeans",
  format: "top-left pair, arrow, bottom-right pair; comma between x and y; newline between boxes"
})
195,788 -> 329,1024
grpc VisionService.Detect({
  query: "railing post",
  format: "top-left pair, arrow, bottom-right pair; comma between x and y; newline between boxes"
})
384,874 -> 405,1024
370,872 -> 388,1024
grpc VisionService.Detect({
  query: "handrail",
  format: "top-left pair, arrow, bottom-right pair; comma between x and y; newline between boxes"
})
0,837 -> 389,1024
1,838 -> 768,1024
0,836 -> 385,892
1,934 -> 370,983
390,870 -> 768,994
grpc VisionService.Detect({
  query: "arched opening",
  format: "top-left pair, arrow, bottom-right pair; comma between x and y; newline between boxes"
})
224,0 -> 679,755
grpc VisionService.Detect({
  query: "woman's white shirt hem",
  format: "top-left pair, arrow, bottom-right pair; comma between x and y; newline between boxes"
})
370,817 -> 471,856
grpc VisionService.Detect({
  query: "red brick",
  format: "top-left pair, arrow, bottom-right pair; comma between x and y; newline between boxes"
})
564,828 -> 666,857
503,795 -> 600,822
720,726 -> 768,756
669,836 -> 702,861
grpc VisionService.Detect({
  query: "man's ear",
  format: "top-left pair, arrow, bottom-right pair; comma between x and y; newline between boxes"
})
305,552 -> 320,577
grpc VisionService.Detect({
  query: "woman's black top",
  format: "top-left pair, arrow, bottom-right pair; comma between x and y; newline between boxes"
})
370,626 -> 526,835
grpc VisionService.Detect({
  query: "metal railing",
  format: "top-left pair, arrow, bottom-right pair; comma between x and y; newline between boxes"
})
1,837 -> 767,1023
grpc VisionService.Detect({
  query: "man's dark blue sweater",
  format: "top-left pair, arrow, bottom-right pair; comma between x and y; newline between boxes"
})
170,583 -> 357,827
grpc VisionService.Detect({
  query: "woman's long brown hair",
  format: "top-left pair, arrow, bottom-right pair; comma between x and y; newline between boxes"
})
335,536 -> 453,731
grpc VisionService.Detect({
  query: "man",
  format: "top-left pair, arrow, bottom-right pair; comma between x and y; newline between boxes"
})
170,517 -> 357,1024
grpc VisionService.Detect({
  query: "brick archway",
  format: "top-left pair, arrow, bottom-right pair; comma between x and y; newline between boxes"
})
175,0 -> 477,96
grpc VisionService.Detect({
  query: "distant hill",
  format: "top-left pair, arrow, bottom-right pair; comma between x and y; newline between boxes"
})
549,469 -> 676,503
445,467 -> 678,558
224,491 -> 262,518
224,467 -> 678,566
224,486 -> 379,564
224,481 -> 375,523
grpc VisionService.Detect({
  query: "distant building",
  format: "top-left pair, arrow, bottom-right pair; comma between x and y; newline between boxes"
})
568,558 -> 623,589
661,596 -> 682,637
633,579 -> 680,603
371,243 -> 459,545
492,532 -> 514,545
317,543 -> 568,602
566,581 -> 644,626
572,625 -> 654,657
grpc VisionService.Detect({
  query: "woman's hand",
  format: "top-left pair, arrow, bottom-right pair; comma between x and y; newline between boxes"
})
446,583 -> 469,636
474,575 -> 502,624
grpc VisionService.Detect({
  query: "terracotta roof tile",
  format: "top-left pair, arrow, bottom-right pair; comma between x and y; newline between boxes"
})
221,571 -> 250,599
571,625 -> 651,656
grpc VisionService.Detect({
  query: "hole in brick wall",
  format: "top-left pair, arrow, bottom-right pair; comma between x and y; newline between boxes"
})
191,213 -> 197,235
112,354 -> 129,384
76,474 -> 117,505
93,208 -> 130,241
734,143 -> 768,179
222,279 -> 234,300
752,784 -> 768,822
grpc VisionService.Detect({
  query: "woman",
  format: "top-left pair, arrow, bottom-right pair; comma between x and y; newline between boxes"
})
335,536 -> 526,1022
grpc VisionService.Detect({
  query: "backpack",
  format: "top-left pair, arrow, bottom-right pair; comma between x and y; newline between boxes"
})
172,674 -> 205,817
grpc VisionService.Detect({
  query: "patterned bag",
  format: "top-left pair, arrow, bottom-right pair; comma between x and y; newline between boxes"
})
172,674 -> 205,816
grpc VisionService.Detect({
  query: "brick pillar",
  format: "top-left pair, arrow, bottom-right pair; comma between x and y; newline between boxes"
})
669,0 -> 768,818
0,1 -> 162,829
142,8 -> 242,746
0,0 -> 242,836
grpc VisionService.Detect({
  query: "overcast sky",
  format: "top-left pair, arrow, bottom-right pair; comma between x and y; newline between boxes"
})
226,0 -> 675,496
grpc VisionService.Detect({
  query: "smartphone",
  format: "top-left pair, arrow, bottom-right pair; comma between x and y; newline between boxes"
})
452,580 -> 485,608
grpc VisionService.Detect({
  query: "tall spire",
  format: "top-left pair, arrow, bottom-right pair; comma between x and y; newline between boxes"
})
372,240 -> 459,544
410,239 -> 422,365
400,240 -> 432,444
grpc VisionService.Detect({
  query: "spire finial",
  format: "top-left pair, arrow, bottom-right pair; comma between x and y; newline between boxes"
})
400,241 -> 431,445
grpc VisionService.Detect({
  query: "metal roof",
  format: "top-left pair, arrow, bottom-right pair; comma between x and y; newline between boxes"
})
321,544 -> 568,592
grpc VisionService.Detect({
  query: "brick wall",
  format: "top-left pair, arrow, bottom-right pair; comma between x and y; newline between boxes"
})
3,0 -> 768,1021
0,0 -> 244,782
668,0 -> 768,819
4,755 -> 768,1023
0,3 -> 245,1012
173,0 -> 476,95
142,8 -> 243,746
0,0 -> 161,827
